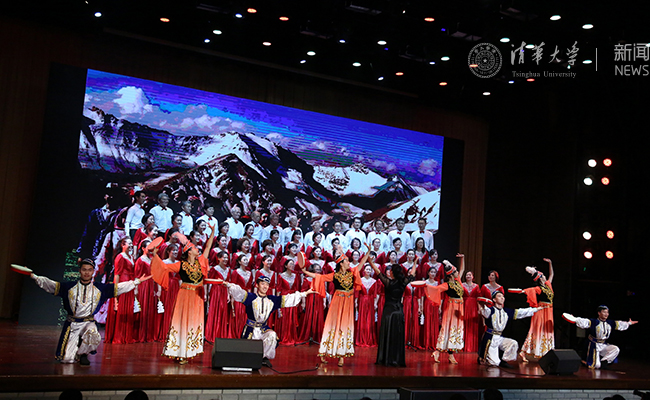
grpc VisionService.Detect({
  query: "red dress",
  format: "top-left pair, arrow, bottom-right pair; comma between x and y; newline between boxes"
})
157,263 -> 180,342
275,271 -> 301,345
134,256 -> 156,342
228,268 -> 254,338
208,247 -> 229,267
480,283 -> 504,299
205,265 -> 231,342
403,284 -> 422,349
463,282 -> 480,352
374,265 -> 387,338
298,274 -> 324,343
105,253 -> 136,344
132,228 -> 147,250
355,277 -> 378,347
423,280 -> 441,350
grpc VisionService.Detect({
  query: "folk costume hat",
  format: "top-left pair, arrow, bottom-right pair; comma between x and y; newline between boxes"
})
525,266 -> 543,281
172,231 -> 197,254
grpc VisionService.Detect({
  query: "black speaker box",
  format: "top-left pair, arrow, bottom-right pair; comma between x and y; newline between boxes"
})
211,338 -> 263,370
539,349 -> 582,375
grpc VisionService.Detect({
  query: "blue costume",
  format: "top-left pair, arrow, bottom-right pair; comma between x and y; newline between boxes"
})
574,317 -> 631,369
478,305 -> 538,366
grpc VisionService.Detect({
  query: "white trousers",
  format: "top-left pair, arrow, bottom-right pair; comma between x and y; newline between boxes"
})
485,335 -> 519,366
251,327 -> 278,360
61,321 -> 102,363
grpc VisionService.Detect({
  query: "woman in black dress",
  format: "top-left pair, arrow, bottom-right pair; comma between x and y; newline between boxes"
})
368,258 -> 422,367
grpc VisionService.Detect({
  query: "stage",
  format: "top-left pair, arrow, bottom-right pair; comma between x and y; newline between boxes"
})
1,322 -> 649,395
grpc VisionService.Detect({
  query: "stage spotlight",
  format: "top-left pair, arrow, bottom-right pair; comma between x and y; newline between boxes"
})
204,39 -> 211,43
601,177 -> 610,185
606,251 -> 614,259
583,176 -> 593,186
378,76 -> 384,81
160,18 -> 170,23
470,64 -> 478,68
508,80 -> 514,84
235,13 -> 243,18
584,251 -> 593,259
300,60 -> 306,64
550,15 -> 561,21
527,78 -> 535,82
583,231 -> 592,240
483,92 -> 491,96
307,51 -> 316,56
396,72 -> 404,76
247,8 -> 257,13
525,44 -> 535,49
429,61 -> 436,65
94,12 -> 102,17
279,16 -> 289,21
582,24 -> 594,29
262,42 -> 271,46
588,159 -> 597,167
606,230 -> 615,239
439,82 -> 448,86
441,56 -> 450,61
213,30 -> 222,35
352,62 -> 361,67
500,37 -> 510,43
424,17 -> 435,22
377,40 -> 387,45
583,60 -> 593,64
603,158 -> 612,167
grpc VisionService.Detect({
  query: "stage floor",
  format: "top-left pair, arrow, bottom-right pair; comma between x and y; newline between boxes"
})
1,322 -> 648,393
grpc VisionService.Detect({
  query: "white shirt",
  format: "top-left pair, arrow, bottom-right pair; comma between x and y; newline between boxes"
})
180,213 -> 194,236
197,215 -> 218,237
124,203 -> 144,233
345,228 -> 367,249
367,231 -> 389,253
224,217 -> 245,240
303,230 -> 323,249
263,224 -> 284,244
282,227 -> 303,247
387,229 -> 412,252
411,229 -> 435,251
325,232 -> 348,251
150,205 -> 173,233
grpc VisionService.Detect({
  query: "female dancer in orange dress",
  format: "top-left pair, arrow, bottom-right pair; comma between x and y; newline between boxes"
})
462,270 -> 481,353
300,245 -> 370,367
518,258 -> 555,362
151,225 -> 215,363
422,265 -> 441,350
425,254 -> 465,364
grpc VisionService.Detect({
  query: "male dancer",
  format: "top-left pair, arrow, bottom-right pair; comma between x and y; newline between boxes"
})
29,259 -> 150,365
564,305 -> 638,369
478,291 -> 540,367
216,275 -> 315,367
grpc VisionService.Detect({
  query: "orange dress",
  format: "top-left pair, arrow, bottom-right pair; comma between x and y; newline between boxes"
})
520,282 -> 555,359
152,254 -> 208,361
424,276 -> 465,352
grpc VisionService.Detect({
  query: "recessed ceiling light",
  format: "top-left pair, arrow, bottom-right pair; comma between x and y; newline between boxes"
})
378,76 -> 384,81
94,12 -> 102,17
429,61 -> 436,65
300,60 -> 306,64
279,16 -> 289,21
483,92 -> 491,96
395,72 -> 404,76
525,44 -> 535,49
247,8 -> 257,13
204,39 -> 210,43
441,56 -> 450,61
160,17 -> 170,23
527,78 -> 535,82
500,37 -> 510,43
377,40 -> 387,45
441,28 -> 446,32
582,23 -> 593,29
235,13 -> 243,18
352,62 -> 361,67
508,80 -> 514,84
263,42 -> 271,46
439,82 -> 448,86
339,39 -> 346,44
583,59 -> 593,64
307,51 -> 316,56
550,15 -> 561,21
469,64 -> 478,68
424,17 -> 435,22
213,29 -> 222,35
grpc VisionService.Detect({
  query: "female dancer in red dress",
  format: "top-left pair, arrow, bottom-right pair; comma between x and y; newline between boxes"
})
425,254 -> 465,364
298,247 -> 326,344
519,258 -> 555,362
355,264 -> 378,347
242,223 -> 259,256
208,235 -> 230,267
205,250 -> 232,342
370,238 -> 386,265
462,270 -> 481,353
229,253 -> 254,338
346,238 -> 364,260
158,243 -> 181,342
480,270 -> 504,298
413,237 -> 430,279
193,220 -> 208,251
230,238 -> 254,270
275,259 -> 302,345
133,213 -> 154,250
422,266 -> 441,350
402,250 -> 422,349
134,239 -> 156,343
105,237 -> 136,344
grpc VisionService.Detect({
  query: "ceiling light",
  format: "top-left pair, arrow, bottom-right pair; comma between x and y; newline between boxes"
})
235,13 -> 243,18
550,15 -> 561,21
395,72 -> 404,76
583,231 -> 592,240
441,56 -> 450,61
607,230 -> 615,239
160,17 -> 170,23
307,51 -> 316,56
339,39 -> 346,43
441,28 -> 446,32
588,159 -> 597,167
263,42 -> 271,46
279,16 -> 289,21
582,23 -> 593,29
483,92 -> 491,96
603,158 -> 612,166
469,64 -> 478,68
508,80 -> 514,84
352,62 -> 361,67
300,60 -> 306,64
424,17 -> 435,22
583,176 -> 593,186
378,76 -> 384,81
601,177 -> 610,185
583,59 -> 593,64
247,8 -> 257,13
204,39 -> 210,43
439,82 -> 447,86
429,61 -> 436,65
377,40 -> 387,45
584,251 -> 593,259
94,12 -> 102,17
527,78 -> 535,82
605,251 -> 614,259
500,37 -> 510,43
213,30 -> 222,35
525,44 -> 535,49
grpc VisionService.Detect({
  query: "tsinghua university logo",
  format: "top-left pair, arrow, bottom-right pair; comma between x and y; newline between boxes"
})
468,43 -> 503,78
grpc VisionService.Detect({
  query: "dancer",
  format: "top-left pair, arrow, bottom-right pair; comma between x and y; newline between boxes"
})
367,255 -> 420,366
105,237 -> 136,344
463,270 -> 481,353
517,258 -> 555,361
134,239 -> 156,343
355,264 -> 378,347
229,253 -> 254,338
205,251 -> 231,342
213,275 -> 316,367
564,305 -> 638,369
300,245 -> 370,366
298,252 -> 326,344
275,259 -> 302,345
478,291 -> 540,367
26,259 -> 149,365
422,266 -> 441,351
151,224 -> 216,363
425,254 -> 465,364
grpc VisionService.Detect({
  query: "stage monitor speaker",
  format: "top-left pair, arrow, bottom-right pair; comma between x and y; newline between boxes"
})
212,338 -> 263,370
539,349 -> 581,375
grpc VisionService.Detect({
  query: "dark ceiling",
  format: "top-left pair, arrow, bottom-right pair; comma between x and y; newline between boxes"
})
5,0 -> 649,100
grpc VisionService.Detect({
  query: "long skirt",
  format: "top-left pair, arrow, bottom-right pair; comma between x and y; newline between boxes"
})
318,290 -> 355,359
135,279 -> 157,343
298,293 -> 324,343
423,298 -> 440,350
376,301 -> 406,366
162,282 -> 204,361
520,305 -> 554,359
205,283 -> 230,342
463,296 -> 480,352
105,291 -> 136,344
436,298 -> 464,352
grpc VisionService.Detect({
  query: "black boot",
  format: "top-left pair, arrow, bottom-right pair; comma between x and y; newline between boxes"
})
499,360 -> 514,369
262,357 -> 272,368
79,354 -> 90,366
